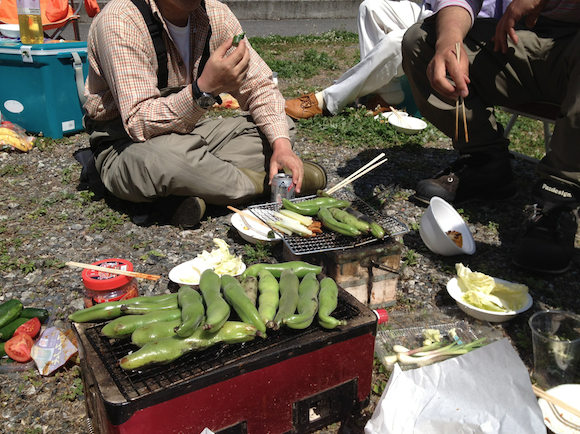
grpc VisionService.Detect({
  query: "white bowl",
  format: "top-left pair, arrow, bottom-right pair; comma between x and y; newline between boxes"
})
0,24 -> 20,39
168,257 -> 246,286
388,115 -> 427,134
374,111 -> 408,122
419,197 -> 476,256
447,277 -> 533,323
230,212 -> 282,244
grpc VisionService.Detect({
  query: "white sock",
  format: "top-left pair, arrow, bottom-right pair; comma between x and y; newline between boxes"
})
315,92 -> 325,109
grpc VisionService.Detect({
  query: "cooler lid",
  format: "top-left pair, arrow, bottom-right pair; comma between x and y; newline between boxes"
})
0,41 -> 86,55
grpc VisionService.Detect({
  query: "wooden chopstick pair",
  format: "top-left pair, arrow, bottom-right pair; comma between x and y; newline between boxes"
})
532,384 -> 580,419
65,261 -> 161,281
455,42 -> 469,143
326,153 -> 388,195
389,106 -> 413,129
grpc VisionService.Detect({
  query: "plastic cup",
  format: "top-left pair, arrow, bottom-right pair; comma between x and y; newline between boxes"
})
528,310 -> 580,389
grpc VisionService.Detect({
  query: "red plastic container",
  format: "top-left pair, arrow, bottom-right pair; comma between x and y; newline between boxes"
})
82,258 -> 140,308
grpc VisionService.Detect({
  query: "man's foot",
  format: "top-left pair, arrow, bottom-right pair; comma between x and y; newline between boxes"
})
415,152 -> 518,205
285,93 -> 323,119
512,179 -> 579,274
159,196 -> 206,229
283,161 -> 327,196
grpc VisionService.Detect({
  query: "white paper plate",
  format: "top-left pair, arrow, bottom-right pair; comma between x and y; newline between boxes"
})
0,24 -> 20,39
168,258 -> 246,285
230,212 -> 282,244
538,384 -> 580,434
374,111 -> 408,122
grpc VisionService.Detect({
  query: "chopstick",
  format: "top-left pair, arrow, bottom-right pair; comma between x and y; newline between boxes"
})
227,206 -> 274,238
227,206 -> 270,228
455,42 -> 468,142
532,385 -> 580,419
65,261 -> 161,281
326,154 -> 389,195
326,153 -> 388,195
389,106 -> 413,129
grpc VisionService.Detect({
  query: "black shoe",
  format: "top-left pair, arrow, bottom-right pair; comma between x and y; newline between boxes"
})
512,179 -> 579,274
415,152 -> 517,205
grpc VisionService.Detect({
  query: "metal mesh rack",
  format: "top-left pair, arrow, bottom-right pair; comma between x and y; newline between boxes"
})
248,193 -> 408,255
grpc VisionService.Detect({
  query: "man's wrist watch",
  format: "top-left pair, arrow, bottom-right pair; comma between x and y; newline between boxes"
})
192,80 -> 222,109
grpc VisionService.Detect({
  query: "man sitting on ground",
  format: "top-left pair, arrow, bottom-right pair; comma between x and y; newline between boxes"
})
402,0 -> 580,273
284,0 -> 431,119
83,0 -> 326,228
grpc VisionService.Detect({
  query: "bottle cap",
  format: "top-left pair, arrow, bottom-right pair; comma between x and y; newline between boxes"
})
82,258 -> 133,290
373,309 -> 388,324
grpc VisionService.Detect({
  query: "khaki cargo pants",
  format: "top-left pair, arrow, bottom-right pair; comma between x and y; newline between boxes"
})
95,115 -> 296,206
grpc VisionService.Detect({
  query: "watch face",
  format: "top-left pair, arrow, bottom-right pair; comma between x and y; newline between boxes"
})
198,94 -> 215,109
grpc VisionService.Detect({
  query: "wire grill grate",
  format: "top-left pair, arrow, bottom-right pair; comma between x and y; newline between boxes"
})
248,193 -> 408,255
83,293 -> 361,402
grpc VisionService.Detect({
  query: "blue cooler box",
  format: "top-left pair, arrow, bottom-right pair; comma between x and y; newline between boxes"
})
0,41 -> 88,138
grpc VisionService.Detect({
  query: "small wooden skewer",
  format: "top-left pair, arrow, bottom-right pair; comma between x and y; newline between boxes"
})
65,261 -> 161,281
532,385 -> 580,419
328,158 -> 389,194
326,153 -> 386,194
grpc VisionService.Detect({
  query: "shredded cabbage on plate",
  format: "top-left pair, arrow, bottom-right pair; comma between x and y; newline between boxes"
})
196,238 -> 244,276
455,263 -> 529,312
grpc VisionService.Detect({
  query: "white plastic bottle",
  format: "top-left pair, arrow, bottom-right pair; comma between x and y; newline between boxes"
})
16,0 -> 44,44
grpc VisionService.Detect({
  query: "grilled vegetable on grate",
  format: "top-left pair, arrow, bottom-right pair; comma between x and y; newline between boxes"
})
241,276 -> 258,306
318,277 -> 347,329
241,261 -> 322,279
199,269 -> 231,333
131,319 -> 182,347
318,206 -> 362,237
272,268 -> 300,330
257,270 -> 280,328
101,308 -> 182,338
175,286 -> 205,338
282,272 -> 320,329
329,207 -> 371,233
120,321 -> 260,371
222,275 -> 267,335
344,207 -> 385,239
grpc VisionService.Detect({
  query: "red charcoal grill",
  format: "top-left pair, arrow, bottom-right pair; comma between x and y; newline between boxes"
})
74,288 -> 378,434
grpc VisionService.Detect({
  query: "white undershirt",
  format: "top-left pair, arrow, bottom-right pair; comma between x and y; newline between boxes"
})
166,17 -> 191,83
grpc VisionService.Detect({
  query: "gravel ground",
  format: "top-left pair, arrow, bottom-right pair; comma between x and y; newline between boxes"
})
1,123 -> 579,434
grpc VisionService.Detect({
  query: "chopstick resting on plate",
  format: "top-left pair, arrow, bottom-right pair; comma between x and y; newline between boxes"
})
227,206 -> 277,239
326,153 -> 388,195
455,42 -> 468,142
532,385 -> 580,419
389,106 -> 413,129
65,261 -> 161,281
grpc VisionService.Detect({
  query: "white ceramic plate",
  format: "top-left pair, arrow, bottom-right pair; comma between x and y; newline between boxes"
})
230,212 -> 282,244
168,258 -> 246,285
538,384 -> 580,434
447,277 -> 533,323
0,24 -> 20,39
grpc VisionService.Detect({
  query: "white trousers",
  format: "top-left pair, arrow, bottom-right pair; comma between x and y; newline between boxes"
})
323,0 -> 431,115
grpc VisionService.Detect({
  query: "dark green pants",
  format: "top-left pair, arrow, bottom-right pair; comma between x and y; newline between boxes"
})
402,16 -> 580,185
96,115 -> 296,205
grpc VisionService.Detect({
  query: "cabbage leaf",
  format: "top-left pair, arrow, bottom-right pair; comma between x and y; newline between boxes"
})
455,263 -> 528,312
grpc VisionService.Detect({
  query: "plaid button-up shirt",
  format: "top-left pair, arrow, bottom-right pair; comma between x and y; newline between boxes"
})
84,0 -> 289,145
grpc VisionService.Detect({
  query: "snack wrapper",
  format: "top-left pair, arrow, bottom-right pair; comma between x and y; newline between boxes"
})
31,327 -> 78,376
0,121 -> 34,152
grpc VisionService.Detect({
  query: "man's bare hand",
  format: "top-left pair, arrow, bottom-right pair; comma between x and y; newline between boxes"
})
269,138 -> 304,193
196,37 -> 250,95
493,0 -> 548,53
427,42 -> 470,100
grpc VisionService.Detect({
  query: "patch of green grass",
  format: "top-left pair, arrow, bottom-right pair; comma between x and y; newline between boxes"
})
263,48 -> 337,79
296,106 -> 434,149
495,109 -> 546,160
90,210 -> 128,231
0,164 -> 25,176
243,242 -> 274,264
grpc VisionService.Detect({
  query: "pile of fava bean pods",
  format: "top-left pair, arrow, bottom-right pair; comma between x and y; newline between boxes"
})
68,261 -> 346,371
